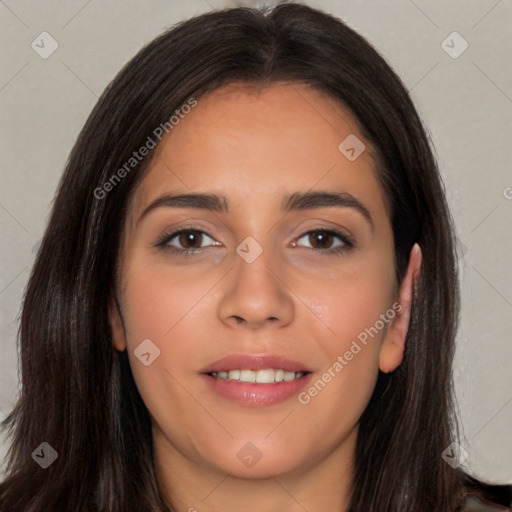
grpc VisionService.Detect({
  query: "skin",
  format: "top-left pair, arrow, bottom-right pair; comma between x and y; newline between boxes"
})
110,82 -> 422,512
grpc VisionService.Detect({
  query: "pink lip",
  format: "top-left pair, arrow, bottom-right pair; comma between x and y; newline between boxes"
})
200,354 -> 312,374
200,354 -> 313,407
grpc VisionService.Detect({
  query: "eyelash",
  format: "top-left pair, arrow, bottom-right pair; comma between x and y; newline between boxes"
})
154,227 -> 355,257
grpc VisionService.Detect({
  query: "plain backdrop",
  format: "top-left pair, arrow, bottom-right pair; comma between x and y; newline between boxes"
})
1,0 -> 511,483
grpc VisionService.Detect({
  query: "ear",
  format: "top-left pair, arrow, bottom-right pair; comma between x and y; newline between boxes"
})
379,243 -> 422,373
109,295 -> 127,351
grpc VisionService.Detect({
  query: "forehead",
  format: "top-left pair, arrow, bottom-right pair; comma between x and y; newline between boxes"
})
128,81 -> 384,224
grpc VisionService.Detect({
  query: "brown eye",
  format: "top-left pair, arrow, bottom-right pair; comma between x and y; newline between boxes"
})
294,229 -> 353,255
159,229 -> 217,253
178,230 -> 204,249
307,231 -> 335,249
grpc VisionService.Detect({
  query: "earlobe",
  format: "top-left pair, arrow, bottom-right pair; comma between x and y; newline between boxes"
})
379,243 -> 422,373
109,295 -> 127,352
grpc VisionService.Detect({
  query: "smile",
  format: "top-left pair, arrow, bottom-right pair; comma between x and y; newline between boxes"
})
210,369 -> 306,383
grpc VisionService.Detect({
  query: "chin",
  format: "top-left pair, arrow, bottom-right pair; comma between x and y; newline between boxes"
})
200,440 -> 308,480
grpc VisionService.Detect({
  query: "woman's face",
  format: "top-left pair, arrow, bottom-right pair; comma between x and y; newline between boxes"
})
111,82 -> 417,482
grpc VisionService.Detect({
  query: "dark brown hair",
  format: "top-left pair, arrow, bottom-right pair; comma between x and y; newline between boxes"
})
0,3 -> 500,511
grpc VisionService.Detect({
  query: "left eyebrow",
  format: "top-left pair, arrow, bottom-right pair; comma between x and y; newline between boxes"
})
136,190 -> 373,229
281,191 -> 373,228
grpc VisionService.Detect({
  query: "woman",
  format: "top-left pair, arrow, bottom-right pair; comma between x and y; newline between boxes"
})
1,3 -> 510,511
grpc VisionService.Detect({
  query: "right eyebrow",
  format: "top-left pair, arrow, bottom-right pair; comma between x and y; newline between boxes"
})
137,193 -> 228,226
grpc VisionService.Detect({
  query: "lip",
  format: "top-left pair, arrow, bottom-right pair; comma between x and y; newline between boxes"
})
200,354 -> 313,407
200,354 -> 312,374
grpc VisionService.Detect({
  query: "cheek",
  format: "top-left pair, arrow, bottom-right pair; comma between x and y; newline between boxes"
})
118,261 -> 225,444
294,252 -> 395,401
294,273 -> 394,431
299,253 -> 395,349
120,255 -> 217,342
118,259 -> 208,393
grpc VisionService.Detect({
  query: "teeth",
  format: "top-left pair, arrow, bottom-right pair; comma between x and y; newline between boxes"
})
211,368 -> 305,383
240,369 -> 256,383
283,371 -> 296,382
256,369 -> 275,383
228,369 -> 240,380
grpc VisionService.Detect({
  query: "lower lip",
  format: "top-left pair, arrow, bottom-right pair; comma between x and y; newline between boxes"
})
201,373 -> 313,407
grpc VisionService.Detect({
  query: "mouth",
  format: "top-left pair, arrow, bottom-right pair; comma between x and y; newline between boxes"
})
200,354 -> 313,407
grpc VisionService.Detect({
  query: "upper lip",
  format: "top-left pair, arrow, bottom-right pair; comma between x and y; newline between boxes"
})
200,354 -> 312,374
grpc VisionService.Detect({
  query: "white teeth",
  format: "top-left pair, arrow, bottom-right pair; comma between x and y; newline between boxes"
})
228,369 -> 240,380
283,371 -> 296,382
256,369 -> 275,383
240,369 -> 256,383
211,368 -> 305,383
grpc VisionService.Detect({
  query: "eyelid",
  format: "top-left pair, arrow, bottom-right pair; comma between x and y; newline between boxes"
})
293,228 -> 354,249
154,226 -> 219,251
154,224 -> 356,256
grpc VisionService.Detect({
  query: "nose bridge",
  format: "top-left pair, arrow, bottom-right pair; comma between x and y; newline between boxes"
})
218,233 -> 294,327
236,236 -> 277,289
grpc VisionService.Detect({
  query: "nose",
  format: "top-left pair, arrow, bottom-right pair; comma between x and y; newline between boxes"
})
217,240 -> 294,329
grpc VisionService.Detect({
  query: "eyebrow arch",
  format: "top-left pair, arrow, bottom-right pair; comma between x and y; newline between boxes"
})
137,190 -> 373,228
282,191 -> 373,228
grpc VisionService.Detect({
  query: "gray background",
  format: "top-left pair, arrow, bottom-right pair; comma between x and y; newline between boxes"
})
1,0 -> 511,482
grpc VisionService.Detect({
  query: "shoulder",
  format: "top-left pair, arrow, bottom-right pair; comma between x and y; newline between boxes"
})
460,472 -> 512,511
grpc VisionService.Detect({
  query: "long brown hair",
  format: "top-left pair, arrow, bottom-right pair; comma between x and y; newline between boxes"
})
0,3 -> 473,510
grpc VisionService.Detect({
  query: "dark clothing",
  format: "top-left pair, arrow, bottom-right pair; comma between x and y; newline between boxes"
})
462,473 -> 512,511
